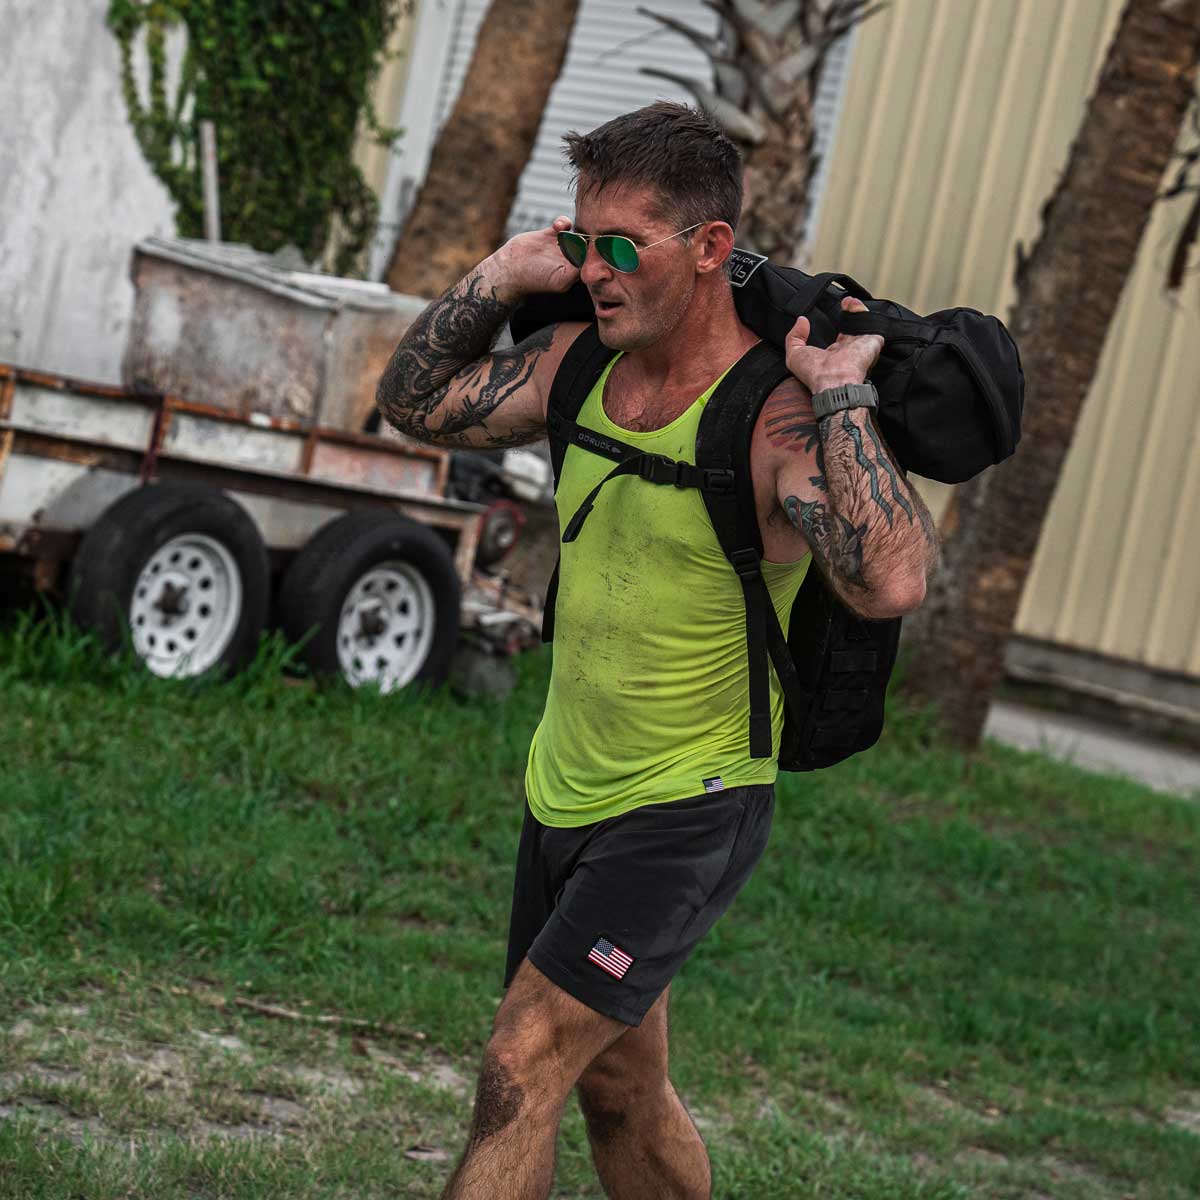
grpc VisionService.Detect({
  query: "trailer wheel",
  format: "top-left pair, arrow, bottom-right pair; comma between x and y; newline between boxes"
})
279,510 -> 460,693
69,483 -> 269,677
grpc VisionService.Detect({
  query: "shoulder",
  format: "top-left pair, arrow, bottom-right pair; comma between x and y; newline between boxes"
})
515,320 -> 594,417
753,373 -> 816,450
517,319 -> 592,378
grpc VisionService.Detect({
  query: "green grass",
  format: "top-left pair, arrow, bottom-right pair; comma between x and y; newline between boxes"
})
1,607 -> 1198,1198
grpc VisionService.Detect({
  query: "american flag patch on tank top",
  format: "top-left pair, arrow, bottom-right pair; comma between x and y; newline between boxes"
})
586,937 -> 634,980
703,776 -> 725,793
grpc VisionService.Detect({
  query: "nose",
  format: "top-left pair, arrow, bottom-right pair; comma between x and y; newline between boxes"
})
579,241 -> 613,287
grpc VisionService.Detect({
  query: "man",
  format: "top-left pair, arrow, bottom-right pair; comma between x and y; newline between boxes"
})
377,102 -> 938,1200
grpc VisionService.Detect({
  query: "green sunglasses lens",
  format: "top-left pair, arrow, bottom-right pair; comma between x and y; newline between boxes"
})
557,231 -> 587,268
598,235 -> 639,273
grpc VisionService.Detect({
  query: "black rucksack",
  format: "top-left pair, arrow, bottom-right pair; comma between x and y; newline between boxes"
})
513,253 -> 1023,770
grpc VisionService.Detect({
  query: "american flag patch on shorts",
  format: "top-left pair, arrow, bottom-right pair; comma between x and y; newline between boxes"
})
586,936 -> 634,980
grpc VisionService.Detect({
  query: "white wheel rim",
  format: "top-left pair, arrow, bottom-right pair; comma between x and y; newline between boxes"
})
336,560 -> 435,693
129,534 -> 243,677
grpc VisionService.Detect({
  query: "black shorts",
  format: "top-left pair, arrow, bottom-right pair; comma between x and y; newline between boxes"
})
504,784 -> 774,1026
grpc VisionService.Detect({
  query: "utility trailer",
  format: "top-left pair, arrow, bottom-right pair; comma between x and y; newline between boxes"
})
0,361 -> 541,690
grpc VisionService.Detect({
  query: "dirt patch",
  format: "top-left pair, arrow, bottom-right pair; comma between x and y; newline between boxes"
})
247,1092 -> 308,1126
0,1098 -> 108,1144
954,1146 -> 1010,1168
286,1065 -> 363,1098
0,1000 -> 471,1154
1165,1093 -> 1200,1134
1038,1153 -> 1106,1185
360,1042 -> 471,1097
114,1046 -> 189,1085
193,1031 -> 250,1057
193,1118 -> 284,1142
0,1063 -> 83,1091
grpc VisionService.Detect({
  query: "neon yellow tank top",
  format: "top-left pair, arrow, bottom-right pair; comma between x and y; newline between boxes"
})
524,349 -> 811,828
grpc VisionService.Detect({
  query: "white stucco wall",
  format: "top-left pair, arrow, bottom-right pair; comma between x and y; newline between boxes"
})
0,0 -> 178,383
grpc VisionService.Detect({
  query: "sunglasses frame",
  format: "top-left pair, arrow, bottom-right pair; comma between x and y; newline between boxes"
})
557,222 -> 707,274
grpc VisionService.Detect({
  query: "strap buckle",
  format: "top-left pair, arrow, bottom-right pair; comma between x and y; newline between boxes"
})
730,548 -> 761,580
638,454 -> 688,487
702,468 -> 734,494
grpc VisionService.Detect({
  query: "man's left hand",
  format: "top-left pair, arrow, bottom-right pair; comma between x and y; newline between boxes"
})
784,295 -> 885,397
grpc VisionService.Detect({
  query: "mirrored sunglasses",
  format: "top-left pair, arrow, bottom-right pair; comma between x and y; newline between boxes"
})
556,222 -> 705,274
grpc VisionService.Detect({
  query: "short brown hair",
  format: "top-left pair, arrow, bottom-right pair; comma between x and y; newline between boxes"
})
562,101 -> 743,234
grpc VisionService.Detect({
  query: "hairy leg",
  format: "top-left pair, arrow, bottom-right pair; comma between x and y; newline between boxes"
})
576,987 -> 711,1200
441,959 -> 626,1200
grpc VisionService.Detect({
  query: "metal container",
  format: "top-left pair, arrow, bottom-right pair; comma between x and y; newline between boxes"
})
123,237 -> 427,432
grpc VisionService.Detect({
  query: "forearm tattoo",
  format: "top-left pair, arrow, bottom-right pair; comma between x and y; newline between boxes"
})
767,383 -> 939,600
784,496 -> 869,591
376,271 -> 551,448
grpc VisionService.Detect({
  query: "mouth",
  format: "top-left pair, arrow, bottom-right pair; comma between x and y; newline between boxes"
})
592,296 -> 623,318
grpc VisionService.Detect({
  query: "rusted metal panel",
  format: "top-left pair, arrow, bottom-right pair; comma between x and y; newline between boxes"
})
321,301 -> 422,432
123,238 -> 426,429
163,410 -> 307,475
226,492 -> 347,552
9,380 -> 156,452
124,251 -> 328,421
0,372 -> 15,420
307,439 -> 438,495
0,365 -> 143,404
452,509 -> 481,588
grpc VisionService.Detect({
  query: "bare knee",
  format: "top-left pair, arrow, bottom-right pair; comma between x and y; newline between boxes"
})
467,1050 -> 526,1146
577,1056 -> 668,1141
472,961 -> 624,1128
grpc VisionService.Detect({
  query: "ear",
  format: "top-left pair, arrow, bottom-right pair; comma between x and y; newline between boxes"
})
695,221 -> 736,276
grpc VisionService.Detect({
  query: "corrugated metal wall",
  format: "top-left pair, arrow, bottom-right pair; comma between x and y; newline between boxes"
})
810,0 -> 1200,680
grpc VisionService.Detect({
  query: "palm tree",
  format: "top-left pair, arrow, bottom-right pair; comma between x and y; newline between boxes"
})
639,0 -> 886,261
902,0 -> 1200,747
385,0 -> 581,297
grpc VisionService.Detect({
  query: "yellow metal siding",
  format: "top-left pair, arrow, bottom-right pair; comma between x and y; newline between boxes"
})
811,0 -> 1200,679
355,12 -> 419,198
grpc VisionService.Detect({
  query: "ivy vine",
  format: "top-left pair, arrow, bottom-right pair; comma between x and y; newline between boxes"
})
107,0 -> 408,275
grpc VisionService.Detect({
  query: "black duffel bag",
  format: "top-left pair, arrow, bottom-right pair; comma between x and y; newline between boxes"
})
510,247 -> 1024,485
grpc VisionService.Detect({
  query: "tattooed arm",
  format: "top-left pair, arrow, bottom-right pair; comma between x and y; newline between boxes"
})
768,297 -> 939,619
376,217 -> 585,449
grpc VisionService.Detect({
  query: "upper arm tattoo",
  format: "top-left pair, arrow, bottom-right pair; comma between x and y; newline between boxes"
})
764,382 -> 828,492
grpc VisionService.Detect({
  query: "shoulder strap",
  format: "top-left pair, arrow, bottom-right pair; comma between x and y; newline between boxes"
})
541,322 -> 612,644
546,324 -> 612,489
695,343 -> 798,759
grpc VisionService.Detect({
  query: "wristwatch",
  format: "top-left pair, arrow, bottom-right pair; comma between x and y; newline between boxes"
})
812,381 -> 879,420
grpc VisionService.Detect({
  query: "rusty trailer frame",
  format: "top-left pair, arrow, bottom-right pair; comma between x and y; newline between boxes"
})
0,362 -> 484,592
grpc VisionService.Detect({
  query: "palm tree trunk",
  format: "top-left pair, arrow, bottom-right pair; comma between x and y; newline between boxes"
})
384,0 -> 580,298
640,0 -> 884,262
902,0 -> 1200,746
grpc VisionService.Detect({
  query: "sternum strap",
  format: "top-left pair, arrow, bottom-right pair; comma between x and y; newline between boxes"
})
551,409 -> 734,544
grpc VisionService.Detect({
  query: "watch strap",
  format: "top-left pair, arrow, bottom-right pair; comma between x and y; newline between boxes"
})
812,381 -> 879,420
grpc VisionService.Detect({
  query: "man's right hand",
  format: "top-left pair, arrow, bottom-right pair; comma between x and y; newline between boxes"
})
489,216 -> 581,304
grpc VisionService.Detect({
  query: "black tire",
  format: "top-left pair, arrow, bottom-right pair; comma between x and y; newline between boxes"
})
68,482 -> 270,677
278,510 -> 461,691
